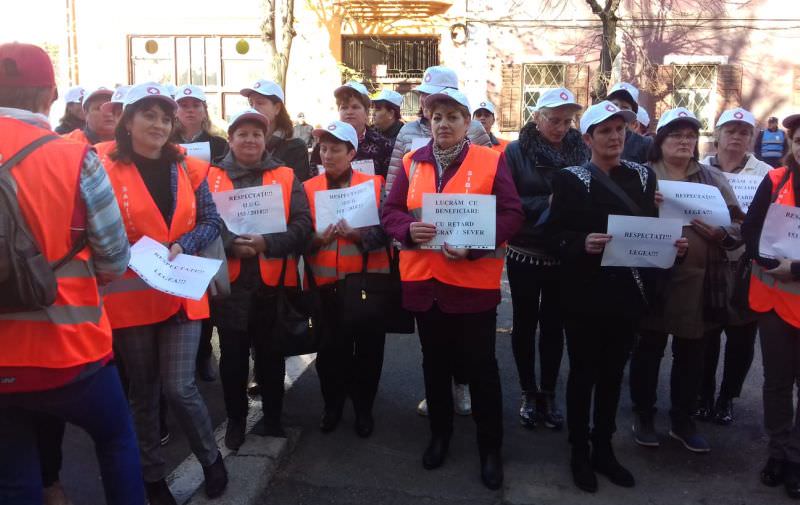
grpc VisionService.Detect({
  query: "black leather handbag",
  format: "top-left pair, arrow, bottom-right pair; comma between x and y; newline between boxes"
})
274,257 -> 326,357
337,247 -> 395,331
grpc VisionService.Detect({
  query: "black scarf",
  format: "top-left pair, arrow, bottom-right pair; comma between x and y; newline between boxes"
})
518,122 -> 589,169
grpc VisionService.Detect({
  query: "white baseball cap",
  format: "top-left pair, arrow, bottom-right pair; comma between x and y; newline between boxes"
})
312,120 -> 359,151
82,87 -> 114,110
164,84 -> 178,98
64,86 -> 85,104
607,82 -> 640,112
414,66 -> 459,94
175,84 -> 207,103
123,82 -> 177,112
636,107 -> 651,127
334,81 -> 370,101
100,85 -> 131,113
534,87 -> 581,111
372,89 -> 403,108
240,79 -> 285,102
474,99 -> 496,115
716,107 -> 755,128
656,107 -> 702,133
579,100 -> 637,135
227,108 -> 269,134
425,89 -> 471,112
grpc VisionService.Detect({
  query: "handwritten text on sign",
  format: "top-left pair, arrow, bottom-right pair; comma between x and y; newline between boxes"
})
759,203 -> 800,260
211,184 -> 287,236
351,159 -> 375,176
421,193 -> 496,250
658,180 -> 732,227
723,173 -> 763,213
180,142 -> 211,162
601,215 -> 683,268
314,180 -> 380,232
128,236 -> 222,301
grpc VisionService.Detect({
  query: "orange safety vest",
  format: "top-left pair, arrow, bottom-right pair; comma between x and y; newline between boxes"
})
491,138 -> 509,154
0,118 -> 111,369
749,167 -> 800,328
303,170 -> 390,286
101,147 -> 211,329
62,128 -> 90,145
399,144 -> 505,291
207,165 -> 298,287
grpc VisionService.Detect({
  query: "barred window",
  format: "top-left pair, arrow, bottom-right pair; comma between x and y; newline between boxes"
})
522,64 -> 565,124
672,64 -> 718,132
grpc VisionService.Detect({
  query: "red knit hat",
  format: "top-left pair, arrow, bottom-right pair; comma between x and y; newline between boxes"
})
0,43 -> 56,89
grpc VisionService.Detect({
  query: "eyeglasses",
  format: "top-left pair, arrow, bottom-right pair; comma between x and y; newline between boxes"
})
540,114 -> 574,129
665,132 -> 699,142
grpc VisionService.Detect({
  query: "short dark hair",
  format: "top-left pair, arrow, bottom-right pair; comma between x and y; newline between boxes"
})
318,132 -> 355,152
768,116 -> 779,123
110,98 -> 184,164
336,90 -> 370,113
647,119 -> 700,162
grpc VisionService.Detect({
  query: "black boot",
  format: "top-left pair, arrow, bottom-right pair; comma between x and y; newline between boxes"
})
480,449 -> 504,490
354,411 -> 374,438
570,445 -> 597,493
320,408 -> 342,433
692,396 -> 714,422
202,452 -> 228,498
145,479 -> 177,505
225,417 -> 246,450
761,457 -> 785,487
712,396 -> 734,426
785,462 -> 800,499
536,391 -> 564,430
422,435 -> 450,470
252,415 -> 286,438
592,440 -> 635,488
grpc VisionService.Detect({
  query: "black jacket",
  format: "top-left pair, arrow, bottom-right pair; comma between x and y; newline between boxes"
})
269,135 -> 313,182
545,160 -> 659,319
506,126 -> 589,250
622,129 -> 653,164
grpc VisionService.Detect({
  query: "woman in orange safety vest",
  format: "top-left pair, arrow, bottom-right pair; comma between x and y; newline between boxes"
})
743,114 -> 800,500
304,120 -> 390,438
99,82 -> 227,505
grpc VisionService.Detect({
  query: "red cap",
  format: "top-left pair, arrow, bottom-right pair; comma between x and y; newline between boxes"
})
0,43 -> 56,89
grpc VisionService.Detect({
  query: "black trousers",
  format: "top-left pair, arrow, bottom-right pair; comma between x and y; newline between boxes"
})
217,289 -> 285,423
197,318 -> 214,362
630,331 -> 705,431
507,256 -> 564,394
315,289 -> 386,415
34,414 -> 64,487
415,304 -> 502,454
564,316 -> 635,447
700,321 -> 758,401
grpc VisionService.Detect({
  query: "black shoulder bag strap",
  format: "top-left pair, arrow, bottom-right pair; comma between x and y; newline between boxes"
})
0,134 -> 85,271
587,164 -> 643,216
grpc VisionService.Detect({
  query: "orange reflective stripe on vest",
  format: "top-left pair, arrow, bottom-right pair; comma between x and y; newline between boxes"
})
101,147 -> 211,329
208,165 -> 298,287
749,167 -> 800,328
0,117 -> 111,369
399,145 -> 505,291
303,171 -> 390,286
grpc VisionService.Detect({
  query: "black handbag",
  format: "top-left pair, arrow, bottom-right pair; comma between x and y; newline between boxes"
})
273,257 -> 325,357
385,247 -> 415,334
337,247 -> 397,331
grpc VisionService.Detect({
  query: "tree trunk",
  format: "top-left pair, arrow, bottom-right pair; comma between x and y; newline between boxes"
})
260,0 -> 296,89
594,11 -> 619,101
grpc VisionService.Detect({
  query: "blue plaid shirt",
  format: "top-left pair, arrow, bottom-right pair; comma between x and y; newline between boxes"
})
169,161 -> 222,255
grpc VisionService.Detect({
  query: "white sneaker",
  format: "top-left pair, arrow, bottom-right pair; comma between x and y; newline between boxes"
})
454,383 -> 472,416
417,398 -> 429,416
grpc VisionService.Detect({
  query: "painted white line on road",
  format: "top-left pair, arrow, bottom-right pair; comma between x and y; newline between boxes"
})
168,354 -> 316,504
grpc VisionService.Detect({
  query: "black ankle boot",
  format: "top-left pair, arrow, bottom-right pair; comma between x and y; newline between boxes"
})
785,462 -> 800,499
144,479 -> 177,505
202,452 -> 228,498
422,435 -> 450,470
570,445 -> 597,493
592,440 -> 635,488
761,457 -> 785,487
480,450 -> 504,490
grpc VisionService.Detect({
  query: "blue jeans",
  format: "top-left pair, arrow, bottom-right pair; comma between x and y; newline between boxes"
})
0,363 -> 144,505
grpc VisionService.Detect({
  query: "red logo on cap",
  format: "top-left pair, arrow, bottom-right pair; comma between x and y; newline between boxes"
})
605,104 -> 617,112
424,74 -> 432,83
183,88 -> 192,95
480,102 -> 486,107
678,111 -> 688,117
146,87 -> 160,95
327,124 -> 336,131
254,82 -> 261,88
734,111 -> 744,119
560,92 -> 568,100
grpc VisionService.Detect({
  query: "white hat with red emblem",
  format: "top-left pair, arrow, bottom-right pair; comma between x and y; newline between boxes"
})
580,100 -> 637,134
240,79 -> 285,102
122,82 -> 177,111
656,107 -> 702,133
175,84 -> 207,103
716,107 -> 755,128
474,99 -> 496,116
414,66 -> 459,94
312,120 -> 359,151
533,87 -> 582,112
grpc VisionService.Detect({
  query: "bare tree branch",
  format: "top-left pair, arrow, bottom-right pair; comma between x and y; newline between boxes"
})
585,0 -> 604,15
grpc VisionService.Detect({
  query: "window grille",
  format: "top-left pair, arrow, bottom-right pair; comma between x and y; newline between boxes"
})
522,64 -> 566,124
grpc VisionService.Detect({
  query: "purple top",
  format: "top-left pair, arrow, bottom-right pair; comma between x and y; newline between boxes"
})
381,141 -> 523,314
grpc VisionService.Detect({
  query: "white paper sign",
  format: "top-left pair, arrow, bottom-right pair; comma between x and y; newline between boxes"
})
128,236 -> 222,301
180,142 -> 211,162
759,203 -> 800,260
411,137 -> 430,151
351,159 -> 375,176
314,180 -> 380,232
211,185 -> 287,236
659,180 -> 732,227
421,193 -> 496,250
601,215 -> 683,268
723,173 -> 763,213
